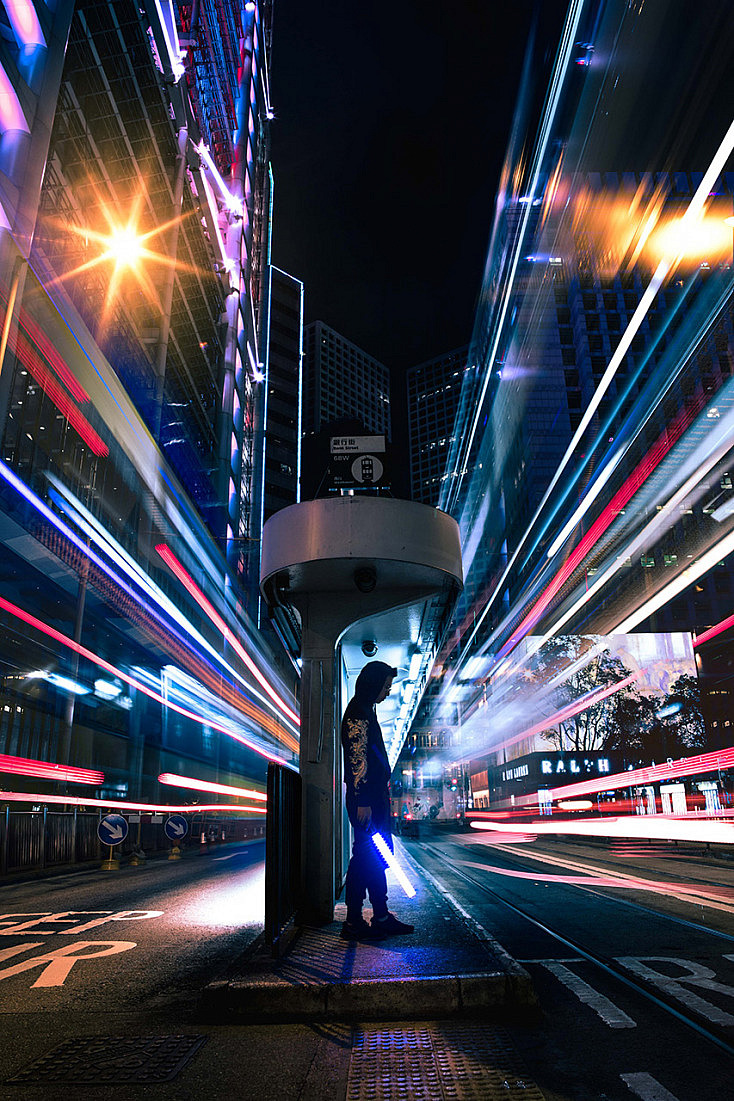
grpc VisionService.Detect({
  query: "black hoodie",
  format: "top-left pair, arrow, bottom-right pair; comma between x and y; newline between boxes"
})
341,661 -> 397,811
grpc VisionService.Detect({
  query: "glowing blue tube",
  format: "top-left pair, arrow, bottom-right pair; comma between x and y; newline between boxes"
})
371,832 -> 416,898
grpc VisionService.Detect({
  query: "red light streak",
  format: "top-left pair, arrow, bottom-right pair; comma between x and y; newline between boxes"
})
18,308 -> 90,403
693,612 -> 734,648
11,329 -> 108,456
0,752 -> 103,785
0,790 -> 266,813
158,772 -> 267,801
0,593 -> 290,764
155,543 -> 299,727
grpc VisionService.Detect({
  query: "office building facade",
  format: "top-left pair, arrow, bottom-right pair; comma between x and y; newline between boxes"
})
261,266 -> 303,522
407,346 -> 470,505
302,321 -> 391,438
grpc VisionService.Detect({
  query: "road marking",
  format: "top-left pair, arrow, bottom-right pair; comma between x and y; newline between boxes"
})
539,961 -> 636,1028
621,1071 -> 682,1100
0,910 -> 163,934
0,942 -> 43,962
0,940 -> 136,987
616,957 -> 734,1026
213,852 -> 251,862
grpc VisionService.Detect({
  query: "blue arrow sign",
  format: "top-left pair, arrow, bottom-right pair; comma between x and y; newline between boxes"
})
98,814 -> 128,846
164,814 -> 189,841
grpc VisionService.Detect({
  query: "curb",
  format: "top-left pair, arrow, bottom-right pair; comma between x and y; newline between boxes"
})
201,967 -> 536,1023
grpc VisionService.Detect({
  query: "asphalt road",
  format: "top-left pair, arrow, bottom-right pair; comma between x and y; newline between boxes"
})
405,831 -> 734,1101
1,831 -> 733,1100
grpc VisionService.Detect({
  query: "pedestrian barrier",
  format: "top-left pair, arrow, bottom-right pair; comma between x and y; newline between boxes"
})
265,761 -> 301,958
0,807 -> 266,876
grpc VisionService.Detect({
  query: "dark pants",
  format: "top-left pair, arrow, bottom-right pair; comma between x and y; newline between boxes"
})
345,799 -> 393,922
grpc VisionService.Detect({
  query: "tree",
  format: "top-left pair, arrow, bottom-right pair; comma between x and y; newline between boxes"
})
534,636 -> 643,754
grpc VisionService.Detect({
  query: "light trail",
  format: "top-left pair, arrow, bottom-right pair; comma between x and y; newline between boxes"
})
156,543 -> 300,727
0,790 -> 265,813
458,673 -> 637,763
45,474 -> 298,741
0,753 -> 103,785
0,593 -> 291,766
453,114 -> 734,670
469,815 -> 734,849
158,772 -> 267,801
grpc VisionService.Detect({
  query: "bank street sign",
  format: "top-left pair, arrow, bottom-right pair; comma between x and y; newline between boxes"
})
330,435 -> 388,489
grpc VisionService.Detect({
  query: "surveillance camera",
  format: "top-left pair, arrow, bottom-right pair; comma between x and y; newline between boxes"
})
361,640 -> 378,657
353,566 -> 377,593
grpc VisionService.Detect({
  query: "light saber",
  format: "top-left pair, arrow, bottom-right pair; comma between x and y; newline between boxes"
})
371,831 -> 416,898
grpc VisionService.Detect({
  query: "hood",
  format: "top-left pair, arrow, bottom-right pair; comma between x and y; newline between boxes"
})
353,660 -> 398,705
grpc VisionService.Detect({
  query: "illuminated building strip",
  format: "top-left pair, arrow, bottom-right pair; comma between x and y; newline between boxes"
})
0,790 -> 265,813
0,753 -> 103,785
0,593 -> 290,765
4,0 -> 45,49
156,543 -> 299,726
12,328 -> 108,455
158,772 -> 266,801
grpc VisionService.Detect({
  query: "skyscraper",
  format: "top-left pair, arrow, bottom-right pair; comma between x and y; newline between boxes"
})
406,346 -> 470,505
261,266 -> 303,523
302,321 -> 391,438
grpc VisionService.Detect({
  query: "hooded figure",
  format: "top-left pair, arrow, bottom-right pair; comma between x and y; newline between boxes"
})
340,660 -> 414,940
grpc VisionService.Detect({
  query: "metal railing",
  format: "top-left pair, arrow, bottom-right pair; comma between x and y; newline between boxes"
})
265,762 -> 302,958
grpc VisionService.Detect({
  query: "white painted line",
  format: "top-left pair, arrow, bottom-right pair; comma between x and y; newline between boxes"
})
213,852 -> 252,862
521,958 -> 584,964
621,1071 -> 682,1101
540,961 -> 636,1028
616,957 -> 734,1026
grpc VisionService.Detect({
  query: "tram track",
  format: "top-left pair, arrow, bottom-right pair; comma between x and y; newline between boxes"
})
413,840 -> 734,1061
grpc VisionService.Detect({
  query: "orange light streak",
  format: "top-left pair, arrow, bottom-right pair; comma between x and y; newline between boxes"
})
158,772 -> 267,801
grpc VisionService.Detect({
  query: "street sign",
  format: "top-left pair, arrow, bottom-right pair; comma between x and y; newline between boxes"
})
164,814 -> 189,841
97,814 -> 128,846
329,434 -> 389,489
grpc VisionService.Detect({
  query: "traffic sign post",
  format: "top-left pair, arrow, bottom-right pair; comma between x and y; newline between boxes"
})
97,813 -> 128,871
164,814 -> 188,860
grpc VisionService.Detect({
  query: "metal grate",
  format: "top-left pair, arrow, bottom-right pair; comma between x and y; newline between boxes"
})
8,1035 -> 207,1084
347,1023 -> 545,1101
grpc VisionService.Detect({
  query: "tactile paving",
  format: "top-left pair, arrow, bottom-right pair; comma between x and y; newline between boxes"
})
347,1022 -> 545,1100
8,1035 -> 207,1084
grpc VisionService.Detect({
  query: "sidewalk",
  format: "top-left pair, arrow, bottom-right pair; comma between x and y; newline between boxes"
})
201,837 -> 537,1024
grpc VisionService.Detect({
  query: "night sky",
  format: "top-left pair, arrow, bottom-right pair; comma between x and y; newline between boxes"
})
269,1 -> 568,376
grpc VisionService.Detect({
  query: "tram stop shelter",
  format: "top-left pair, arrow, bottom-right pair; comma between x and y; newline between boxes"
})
260,495 -> 463,925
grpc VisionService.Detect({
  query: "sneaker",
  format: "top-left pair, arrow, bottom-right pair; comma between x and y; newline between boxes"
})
370,912 -> 415,938
340,918 -> 374,940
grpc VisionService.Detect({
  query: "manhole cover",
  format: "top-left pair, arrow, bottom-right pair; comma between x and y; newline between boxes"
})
8,1035 -> 207,1084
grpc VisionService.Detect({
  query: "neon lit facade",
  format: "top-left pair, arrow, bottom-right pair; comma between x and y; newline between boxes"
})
0,0 -> 298,811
